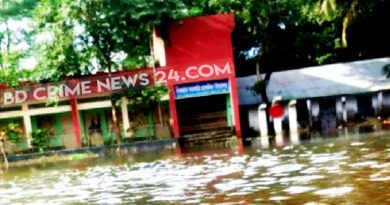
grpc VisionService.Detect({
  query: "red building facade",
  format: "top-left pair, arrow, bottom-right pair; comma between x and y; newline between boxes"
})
0,13 -> 241,152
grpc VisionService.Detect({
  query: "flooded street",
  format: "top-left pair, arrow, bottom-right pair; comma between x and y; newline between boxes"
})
2,134 -> 390,204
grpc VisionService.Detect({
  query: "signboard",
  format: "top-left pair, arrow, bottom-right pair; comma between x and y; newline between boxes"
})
269,104 -> 284,118
174,80 -> 229,99
0,60 -> 233,106
155,59 -> 232,85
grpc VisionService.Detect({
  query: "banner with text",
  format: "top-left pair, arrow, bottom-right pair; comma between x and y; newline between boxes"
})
175,80 -> 229,99
0,59 -> 233,106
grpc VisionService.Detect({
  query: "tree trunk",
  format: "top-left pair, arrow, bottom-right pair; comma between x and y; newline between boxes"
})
256,56 -> 273,136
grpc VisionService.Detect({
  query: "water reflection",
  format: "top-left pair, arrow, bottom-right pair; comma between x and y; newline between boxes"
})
275,134 -> 285,146
2,133 -> 390,204
290,132 -> 300,145
260,136 -> 270,148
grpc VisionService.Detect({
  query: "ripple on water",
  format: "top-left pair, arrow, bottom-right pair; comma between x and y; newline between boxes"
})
349,161 -> 377,168
264,164 -> 305,175
310,152 -> 348,164
214,179 -> 248,192
314,187 -> 353,197
279,175 -> 324,183
371,162 -> 390,168
370,176 -> 390,181
351,142 -> 365,146
269,196 -> 290,201
4,134 -> 390,204
284,186 -> 316,194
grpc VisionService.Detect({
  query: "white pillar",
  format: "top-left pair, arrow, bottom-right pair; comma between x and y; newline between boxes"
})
260,136 -> 269,148
22,103 -> 32,148
275,133 -> 284,146
273,117 -> 282,136
272,96 -> 283,146
341,96 -> 347,123
306,99 -> 312,127
274,116 -> 283,146
288,100 -> 300,145
120,97 -> 132,138
290,132 -> 300,145
378,91 -> 383,116
258,103 -> 268,137
378,91 -> 383,106
288,100 -> 298,134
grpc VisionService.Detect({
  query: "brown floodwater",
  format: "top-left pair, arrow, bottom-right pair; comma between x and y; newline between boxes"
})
2,133 -> 390,204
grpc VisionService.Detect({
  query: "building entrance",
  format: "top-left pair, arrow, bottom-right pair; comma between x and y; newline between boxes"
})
176,94 -> 231,135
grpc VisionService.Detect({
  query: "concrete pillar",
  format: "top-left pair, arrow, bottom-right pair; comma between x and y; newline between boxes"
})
288,100 -> 298,134
273,117 -> 282,136
290,132 -> 300,145
70,98 -> 82,148
258,103 -> 268,137
229,76 -> 242,137
311,100 -> 320,119
168,84 -> 180,137
275,133 -> 284,146
272,96 -> 283,146
121,97 -> 132,138
378,91 -> 383,116
341,96 -> 347,123
21,103 -> 32,148
274,117 -> 283,147
260,136 -> 269,148
306,99 -> 312,127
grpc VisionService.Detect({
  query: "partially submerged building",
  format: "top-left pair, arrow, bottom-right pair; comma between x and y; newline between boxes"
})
238,57 -> 390,135
0,13 -> 241,154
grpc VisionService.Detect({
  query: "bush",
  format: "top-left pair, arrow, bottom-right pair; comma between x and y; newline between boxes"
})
0,122 -> 24,144
32,129 -> 48,153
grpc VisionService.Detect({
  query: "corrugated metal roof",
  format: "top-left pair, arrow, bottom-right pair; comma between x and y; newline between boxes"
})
237,58 -> 390,105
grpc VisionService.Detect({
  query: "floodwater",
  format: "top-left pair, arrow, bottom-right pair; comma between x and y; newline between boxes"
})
2,134 -> 390,204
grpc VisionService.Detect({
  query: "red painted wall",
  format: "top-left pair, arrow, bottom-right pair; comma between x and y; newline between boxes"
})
156,13 -> 242,137
163,13 -> 236,69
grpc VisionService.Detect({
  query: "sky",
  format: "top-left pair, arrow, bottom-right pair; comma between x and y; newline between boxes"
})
0,18 -> 36,69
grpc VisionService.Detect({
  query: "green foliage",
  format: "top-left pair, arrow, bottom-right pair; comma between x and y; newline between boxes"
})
0,51 -> 24,86
318,0 -> 389,47
252,80 -> 266,95
31,0 -> 190,82
383,64 -> 390,78
68,153 -> 91,160
112,86 -> 169,114
315,53 -> 334,64
103,136 -> 116,146
0,0 -> 388,87
0,122 -> 23,144
31,129 -> 48,153
0,0 -> 38,86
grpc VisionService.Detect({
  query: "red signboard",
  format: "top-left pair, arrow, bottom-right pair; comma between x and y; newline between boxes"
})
155,59 -> 233,84
0,60 -> 233,106
270,105 -> 284,118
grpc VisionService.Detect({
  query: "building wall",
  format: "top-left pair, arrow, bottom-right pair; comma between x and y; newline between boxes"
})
152,102 -> 172,139
345,96 -> 358,121
32,114 -> 64,148
61,113 -> 78,149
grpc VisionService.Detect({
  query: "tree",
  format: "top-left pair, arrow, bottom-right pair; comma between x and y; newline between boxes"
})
318,0 -> 390,59
32,0 -> 189,143
0,0 -> 37,86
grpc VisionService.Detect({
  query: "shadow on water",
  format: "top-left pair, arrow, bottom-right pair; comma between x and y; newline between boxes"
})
2,130 -> 390,204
